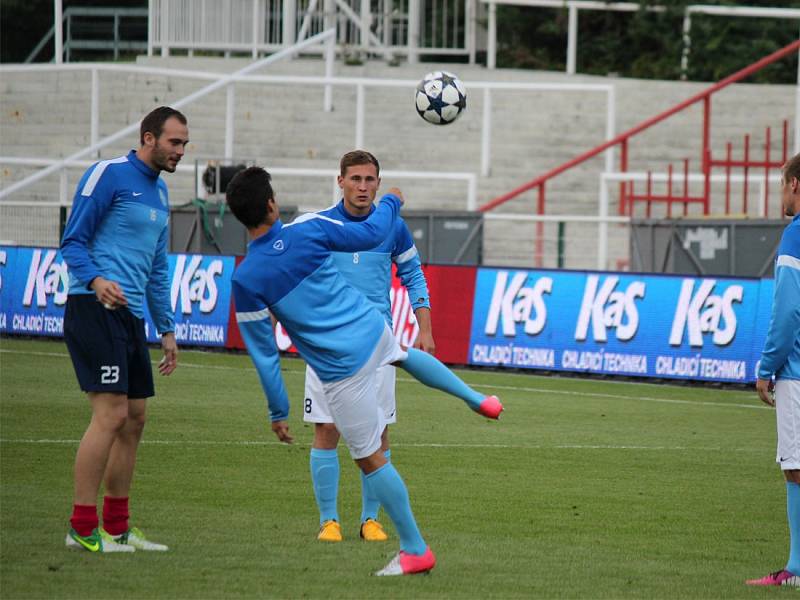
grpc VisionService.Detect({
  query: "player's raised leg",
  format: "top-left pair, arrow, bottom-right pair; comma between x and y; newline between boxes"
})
397,348 -> 503,419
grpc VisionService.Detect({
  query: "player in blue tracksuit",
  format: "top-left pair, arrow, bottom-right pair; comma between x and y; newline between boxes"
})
60,107 -> 189,554
227,166 -> 502,576
304,151 -> 435,543
748,154 -> 800,587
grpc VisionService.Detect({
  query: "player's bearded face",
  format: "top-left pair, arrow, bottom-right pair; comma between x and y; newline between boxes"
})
151,118 -> 189,173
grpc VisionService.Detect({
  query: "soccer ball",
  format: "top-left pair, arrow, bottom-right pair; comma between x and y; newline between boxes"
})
414,71 -> 467,125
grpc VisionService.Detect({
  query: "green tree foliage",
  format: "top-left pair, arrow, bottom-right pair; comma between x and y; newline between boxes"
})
495,0 -> 799,83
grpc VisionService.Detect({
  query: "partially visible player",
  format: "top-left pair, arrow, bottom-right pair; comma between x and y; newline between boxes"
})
60,106 -> 189,553
227,166 -> 501,575
747,153 -> 800,586
306,150 -> 434,544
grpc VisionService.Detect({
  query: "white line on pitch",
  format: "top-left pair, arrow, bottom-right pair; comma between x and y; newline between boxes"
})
0,438 -> 764,452
0,348 -> 766,411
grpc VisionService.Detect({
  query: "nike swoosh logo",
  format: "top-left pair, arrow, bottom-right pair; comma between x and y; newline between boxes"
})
133,192 -> 143,197
74,536 -> 100,552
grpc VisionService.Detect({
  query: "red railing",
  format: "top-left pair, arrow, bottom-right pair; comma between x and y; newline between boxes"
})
627,120 -> 790,219
479,39 -> 800,263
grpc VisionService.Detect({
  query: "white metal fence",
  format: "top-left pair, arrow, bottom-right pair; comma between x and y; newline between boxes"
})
147,0 -> 474,63
146,0 -> 799,72
37,0 -> 799,75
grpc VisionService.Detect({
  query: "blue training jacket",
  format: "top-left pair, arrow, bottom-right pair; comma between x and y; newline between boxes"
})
232,194 -> 402,422
318,200 -> 429,325
60,150 -> 174,334
759,214 -> 800,381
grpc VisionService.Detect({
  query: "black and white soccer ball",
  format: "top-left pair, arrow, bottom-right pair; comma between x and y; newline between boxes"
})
414,71 -> 467,125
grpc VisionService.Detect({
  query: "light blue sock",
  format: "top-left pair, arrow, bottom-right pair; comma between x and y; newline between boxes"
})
310,448 -> 339,525
787,482 -> 800,574
365,462 -> 426,555
360,449 -> 391,523
400,347 -> 484,409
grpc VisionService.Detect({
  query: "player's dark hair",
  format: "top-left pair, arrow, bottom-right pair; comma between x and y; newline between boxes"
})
784,153 -> 800,184
340,150 -> 380,177
140,106 -> 187,145
226,166 -> 274,229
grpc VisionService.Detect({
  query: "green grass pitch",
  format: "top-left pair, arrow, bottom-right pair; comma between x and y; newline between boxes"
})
0,336 -> 790,598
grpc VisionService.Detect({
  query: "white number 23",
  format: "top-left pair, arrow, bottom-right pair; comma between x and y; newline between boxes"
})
101,365 -> 120,384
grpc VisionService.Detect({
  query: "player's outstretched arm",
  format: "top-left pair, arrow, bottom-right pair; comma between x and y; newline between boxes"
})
233,282 -> 291,426
324,192 -> 403,252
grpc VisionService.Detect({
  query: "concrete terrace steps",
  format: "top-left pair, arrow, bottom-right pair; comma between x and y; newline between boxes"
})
0,55 -> 794,267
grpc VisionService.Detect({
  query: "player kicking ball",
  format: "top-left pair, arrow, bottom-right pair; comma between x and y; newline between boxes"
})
227,166 -> 501,576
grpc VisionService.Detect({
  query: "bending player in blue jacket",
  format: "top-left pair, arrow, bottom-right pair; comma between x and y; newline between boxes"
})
227,166 -> 501,576
306,151 -> 435,544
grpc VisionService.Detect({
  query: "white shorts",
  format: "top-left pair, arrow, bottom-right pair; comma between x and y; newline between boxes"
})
304,363 -> 397,425
315,325 -> 407,460
776,380 -> 800,470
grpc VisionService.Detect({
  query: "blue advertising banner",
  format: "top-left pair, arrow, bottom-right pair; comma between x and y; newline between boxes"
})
0,246 -> 69,336
143,254 -> 235,347
468,268 -> 774,384
0,246 -> 235,348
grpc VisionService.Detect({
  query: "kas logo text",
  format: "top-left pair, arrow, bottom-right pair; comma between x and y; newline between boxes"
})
170,255 -> 224,314
574,275 -> 645,342
669,279 -> 742,347
484,271 -> 552,337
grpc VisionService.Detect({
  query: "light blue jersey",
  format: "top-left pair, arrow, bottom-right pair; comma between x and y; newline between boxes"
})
60,150 -> 174,334
319,200 -> 429,325
232,194 -> 402,421
759,214 -> 800,381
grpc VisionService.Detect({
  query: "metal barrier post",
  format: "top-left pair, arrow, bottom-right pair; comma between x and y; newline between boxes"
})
481,87 -> 492,176
487,1 -> 496,69
91,69 -> 99,157
252,0 -> 260,58
355,84 -> 365,149
284,0 -> 297,48
225,85 -> 236,159
566,4 -> 578,75
54,0 -> 63,63
408,0 -> 420,65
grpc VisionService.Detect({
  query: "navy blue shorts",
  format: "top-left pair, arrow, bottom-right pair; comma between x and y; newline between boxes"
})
63,294 -> 155,398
